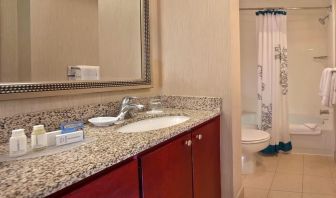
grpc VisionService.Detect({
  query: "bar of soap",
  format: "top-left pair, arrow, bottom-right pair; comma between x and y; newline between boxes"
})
46,130 -> 62,146
56,131 -> 84,146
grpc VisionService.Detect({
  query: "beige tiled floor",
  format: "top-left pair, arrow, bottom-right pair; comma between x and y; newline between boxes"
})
243,153 -> 336,198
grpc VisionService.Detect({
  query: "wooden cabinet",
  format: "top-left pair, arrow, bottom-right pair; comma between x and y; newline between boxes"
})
192,116 -> 221,198
140,133 -> 193,198
141,117 -> 221,198
59,160 -> 140,198
52,116 -> 220,198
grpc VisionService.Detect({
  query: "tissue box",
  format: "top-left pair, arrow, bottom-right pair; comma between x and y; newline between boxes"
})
67,65 -> 100,81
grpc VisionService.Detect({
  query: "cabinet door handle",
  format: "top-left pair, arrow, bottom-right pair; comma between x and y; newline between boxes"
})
185,140 -> 192,147
196,134 -> 203,140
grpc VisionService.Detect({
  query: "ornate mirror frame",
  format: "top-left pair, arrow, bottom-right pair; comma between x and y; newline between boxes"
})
0,0 -> 151,100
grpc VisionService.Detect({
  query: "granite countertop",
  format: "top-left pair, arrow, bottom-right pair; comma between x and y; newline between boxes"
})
0,108 -> 220,198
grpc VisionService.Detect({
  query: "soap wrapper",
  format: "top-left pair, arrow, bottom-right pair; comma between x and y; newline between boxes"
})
60,121 -> 84,134
46,130 -> 62,146
56,131 -> 84,146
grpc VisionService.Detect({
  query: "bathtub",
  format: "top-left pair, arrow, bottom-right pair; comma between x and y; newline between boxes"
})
242,112 -> 335,156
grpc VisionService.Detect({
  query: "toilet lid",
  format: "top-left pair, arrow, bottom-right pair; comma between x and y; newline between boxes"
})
242,129 -> 270,143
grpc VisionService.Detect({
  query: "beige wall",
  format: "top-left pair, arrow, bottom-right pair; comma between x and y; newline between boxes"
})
240,0 -> 330,116
0,0 -> 19,82
0,0 -> 242,197
17,0 -> 32,81
0,0 -> 32,82
0,0 -> 161,117
328,0 -> 336,67
98,0 -> 142,81
30,0 -> 99,82
159,0 -> 242,197
329,0 -> 336,161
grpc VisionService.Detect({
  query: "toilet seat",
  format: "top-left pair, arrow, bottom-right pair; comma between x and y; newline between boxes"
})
241,128 -> 271,174
242,129 -> 270,144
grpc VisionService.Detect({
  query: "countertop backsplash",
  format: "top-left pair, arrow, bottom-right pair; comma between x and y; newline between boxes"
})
0,95 -> 222,143
161,95 -> 222,111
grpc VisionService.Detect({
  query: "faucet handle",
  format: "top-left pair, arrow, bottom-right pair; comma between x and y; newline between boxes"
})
127,96 -> 138,99
121,96 -> 138,105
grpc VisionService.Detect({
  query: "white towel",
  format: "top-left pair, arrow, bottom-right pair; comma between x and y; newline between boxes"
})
319,68 -> 336,107
330,73 -> 336,106
319,68 -> 330,96
68,65 -> 100,81
303,123 -> 318,130
290,124 -> 321,135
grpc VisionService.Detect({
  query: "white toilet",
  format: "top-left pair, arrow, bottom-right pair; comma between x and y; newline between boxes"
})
241,128 -> 271,174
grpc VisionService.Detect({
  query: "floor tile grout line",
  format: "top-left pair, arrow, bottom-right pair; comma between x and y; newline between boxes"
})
244,153 -> 336,197
269,165 -> 277,193
267,190 -> 306,198
266,155 -> 279,197
269,189 -> 305,193
303,154 -> 334,178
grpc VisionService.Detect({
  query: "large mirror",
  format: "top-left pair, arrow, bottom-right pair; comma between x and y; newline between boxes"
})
0,0 -> 150,95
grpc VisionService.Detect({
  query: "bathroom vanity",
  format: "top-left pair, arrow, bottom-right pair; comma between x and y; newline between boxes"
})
0,102 -> 222,198
50,116 -> 221,198
141,116 -> 221,198
0,0 -> 224,196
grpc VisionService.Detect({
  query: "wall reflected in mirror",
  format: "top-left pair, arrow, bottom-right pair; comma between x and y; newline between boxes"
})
0,0 -> 143,83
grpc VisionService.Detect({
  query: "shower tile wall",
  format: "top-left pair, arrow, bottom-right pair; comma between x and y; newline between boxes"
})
240,0 -> 332,116
287,9 -> 329,115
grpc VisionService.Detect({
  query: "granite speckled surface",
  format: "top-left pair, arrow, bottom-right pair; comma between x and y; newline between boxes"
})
0,96 -> 221,143
0,97 -> 153,143
161,95 -> 222,111
0,96 -> 221,198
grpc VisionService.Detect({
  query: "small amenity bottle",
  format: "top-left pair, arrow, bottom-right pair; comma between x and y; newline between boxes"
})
9,129 -> 27,157
31,125 -> 47,151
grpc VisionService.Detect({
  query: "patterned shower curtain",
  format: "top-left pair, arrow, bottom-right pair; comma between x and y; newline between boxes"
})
256,10 -> 292,154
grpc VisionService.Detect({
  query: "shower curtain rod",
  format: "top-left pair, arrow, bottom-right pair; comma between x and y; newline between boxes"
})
240,5 -> 332,11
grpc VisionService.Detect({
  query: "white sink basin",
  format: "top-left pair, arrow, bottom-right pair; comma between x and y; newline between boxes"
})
117,116 -> 190,133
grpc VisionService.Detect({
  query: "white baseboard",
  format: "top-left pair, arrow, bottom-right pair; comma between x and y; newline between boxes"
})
291,148 -> 334,157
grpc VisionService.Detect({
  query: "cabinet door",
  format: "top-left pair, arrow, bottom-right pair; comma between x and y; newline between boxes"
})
192,117 -> 221,198
62,160 -> 139,198
141,133 -> 193,198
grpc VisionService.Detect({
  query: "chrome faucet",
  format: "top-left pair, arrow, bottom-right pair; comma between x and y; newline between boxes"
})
116,96 -> 144,122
